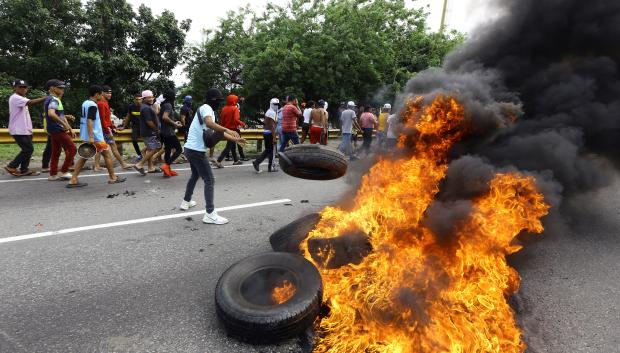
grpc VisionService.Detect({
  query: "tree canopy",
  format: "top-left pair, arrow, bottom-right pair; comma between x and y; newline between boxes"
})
184,0 -> 463,122
0,0 -> 190,126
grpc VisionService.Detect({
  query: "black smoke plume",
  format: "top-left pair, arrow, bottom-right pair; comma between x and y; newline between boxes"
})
400,0 -> 620,228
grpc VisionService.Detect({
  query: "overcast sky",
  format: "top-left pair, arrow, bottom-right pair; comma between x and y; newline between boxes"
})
126,0 -> 498,83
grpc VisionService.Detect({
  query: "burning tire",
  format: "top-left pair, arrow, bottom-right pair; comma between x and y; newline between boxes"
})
270,213 -> 321,253
278,144 -> 347,180
215,252 -> 323,343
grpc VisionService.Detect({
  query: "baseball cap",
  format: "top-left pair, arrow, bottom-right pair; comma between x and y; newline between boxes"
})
13,79 -> 29,87
383,103 -> 392,109
347,101 -> 356,107
270,98 -> 280,105
141,90 -> 154,98
46,79 -> 67,88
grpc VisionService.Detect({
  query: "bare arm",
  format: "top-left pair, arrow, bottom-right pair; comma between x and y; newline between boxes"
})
204,116 -> 246,144
27,97 -> 47,106
87,119 -> 94,143
48,108 -> 72,131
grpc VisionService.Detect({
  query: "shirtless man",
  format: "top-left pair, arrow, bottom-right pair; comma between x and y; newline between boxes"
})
309,99 -> 328,145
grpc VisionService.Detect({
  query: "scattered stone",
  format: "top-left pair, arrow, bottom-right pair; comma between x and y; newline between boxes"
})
284,203 -> 293,206
107,193 -> 119,199
300,200 -> 309,203
185,216 -> 193,221
199,249 -> 205,252
123,190 -> 136,196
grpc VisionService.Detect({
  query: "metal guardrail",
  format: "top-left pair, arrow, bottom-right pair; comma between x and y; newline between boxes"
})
0,128 -> 342,144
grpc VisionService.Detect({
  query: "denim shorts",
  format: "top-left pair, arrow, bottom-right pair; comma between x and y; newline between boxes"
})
143,135 -> 162,150
104,133 -> 115,145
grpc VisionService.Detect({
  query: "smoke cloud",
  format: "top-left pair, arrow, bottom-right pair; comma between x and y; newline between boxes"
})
400,0 -> 620,220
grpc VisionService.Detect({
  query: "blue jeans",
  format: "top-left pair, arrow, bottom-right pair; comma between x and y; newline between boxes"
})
279,131 -> 300,152
339,133 -> 353,158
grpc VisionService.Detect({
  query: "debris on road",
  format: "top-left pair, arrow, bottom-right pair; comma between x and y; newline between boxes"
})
123,190 -> 136,196
106,193 -> 119,199
300,200 -> 309,203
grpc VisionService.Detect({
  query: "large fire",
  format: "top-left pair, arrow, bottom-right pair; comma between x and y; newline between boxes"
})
302,95 -> 550,352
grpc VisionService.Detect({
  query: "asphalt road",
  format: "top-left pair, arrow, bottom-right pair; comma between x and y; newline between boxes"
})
0,158 -> 618,353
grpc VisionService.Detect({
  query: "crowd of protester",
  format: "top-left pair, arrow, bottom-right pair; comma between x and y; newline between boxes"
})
5,79 -> 400,224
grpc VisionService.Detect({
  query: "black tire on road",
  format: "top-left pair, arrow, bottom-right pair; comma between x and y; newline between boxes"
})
270,213 -> 322,253
278,144 -> 347,180
215,252 -> 323,343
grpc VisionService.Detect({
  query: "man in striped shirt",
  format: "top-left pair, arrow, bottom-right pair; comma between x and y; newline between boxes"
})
279,95 -> 302,152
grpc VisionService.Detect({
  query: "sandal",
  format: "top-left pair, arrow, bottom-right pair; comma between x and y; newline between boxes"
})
4,166 -> 20,176
133,165 -> 146,176
108,177 -> 127,184
66,182 -> 88,188
21,170 -> 41,176
122,164 -> 135,170
148,167 -> 162,173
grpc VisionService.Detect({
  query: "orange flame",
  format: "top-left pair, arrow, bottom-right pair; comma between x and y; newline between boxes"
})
272,280 -> 297,305
302,95 -> 550,353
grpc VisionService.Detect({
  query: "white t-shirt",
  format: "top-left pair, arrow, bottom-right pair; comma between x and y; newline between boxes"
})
184,104 -> 216,152
302,108 -> 312,124
264,109 -> 277,133
387,114 -> 399,139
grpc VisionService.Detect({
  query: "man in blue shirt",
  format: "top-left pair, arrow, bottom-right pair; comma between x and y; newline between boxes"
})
67,85 -> 126,188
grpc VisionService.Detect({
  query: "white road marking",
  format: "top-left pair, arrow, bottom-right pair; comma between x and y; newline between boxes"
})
0,162 -> 263,184
0,198 -> 291,244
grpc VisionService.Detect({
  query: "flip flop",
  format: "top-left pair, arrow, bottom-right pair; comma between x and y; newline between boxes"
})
133,165 -> 146,176
148,168 -> 162,173
21,170 -> 41,176
108,177 -> 127,184
122,164 -> 135,170
4,166 -> 20,176
66,182 -> 88,188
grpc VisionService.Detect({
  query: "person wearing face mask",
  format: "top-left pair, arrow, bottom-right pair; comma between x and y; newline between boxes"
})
159,89 -> 183,177
180,88 -> 246,225
252,98 -> 280,173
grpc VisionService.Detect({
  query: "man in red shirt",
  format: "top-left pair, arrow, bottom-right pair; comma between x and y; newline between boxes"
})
279,95 -> 302,152
214,95 -> 246,167
94,85 -> 132,170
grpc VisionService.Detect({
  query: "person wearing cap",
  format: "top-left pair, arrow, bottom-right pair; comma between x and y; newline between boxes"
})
133,90 -> 161,175
67,85 -> 126,187
377,103 -> 391,150
179,95 -> 194,143
181,88 -> 246,225
279,95 -> 302,152
5,79 -> 47,176
119,93 -> 143,160
339,101 -> 361,160
252,98 -> 280,173
45,79 -> 78,181
94,85 -> 133,171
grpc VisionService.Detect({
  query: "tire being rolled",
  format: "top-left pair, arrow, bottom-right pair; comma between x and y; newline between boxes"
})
215,252 -> 323,343
278,144 -> 347,180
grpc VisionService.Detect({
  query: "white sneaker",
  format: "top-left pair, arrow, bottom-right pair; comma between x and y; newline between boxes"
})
180,200 -> 197,211
48,175 -> 59,181
203,210 -> 229,225
59,172 -> 72,180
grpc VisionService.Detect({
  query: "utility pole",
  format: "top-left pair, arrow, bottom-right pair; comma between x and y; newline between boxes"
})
440,0 -> 449,32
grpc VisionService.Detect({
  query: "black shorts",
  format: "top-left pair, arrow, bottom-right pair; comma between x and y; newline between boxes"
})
302,122 -> 310,134
131,125 -> 141,140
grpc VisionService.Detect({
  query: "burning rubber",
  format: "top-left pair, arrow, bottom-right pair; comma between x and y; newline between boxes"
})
278,144 -> 348,180
214,252 -> 323,343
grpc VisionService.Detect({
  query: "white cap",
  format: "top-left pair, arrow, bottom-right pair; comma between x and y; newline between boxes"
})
270,98 -> 280,105
347,101 -> 356,107
383,103 -> 392,110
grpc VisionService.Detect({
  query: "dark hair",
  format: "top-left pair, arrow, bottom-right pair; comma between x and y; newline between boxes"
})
102,85 -> 112,93
89,85 -> 104,97
286,94 -> 296,102
364,106 -> 371,112
134,92 -> 142,98
307,100 -> 315,108
163,89 -> 176,106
